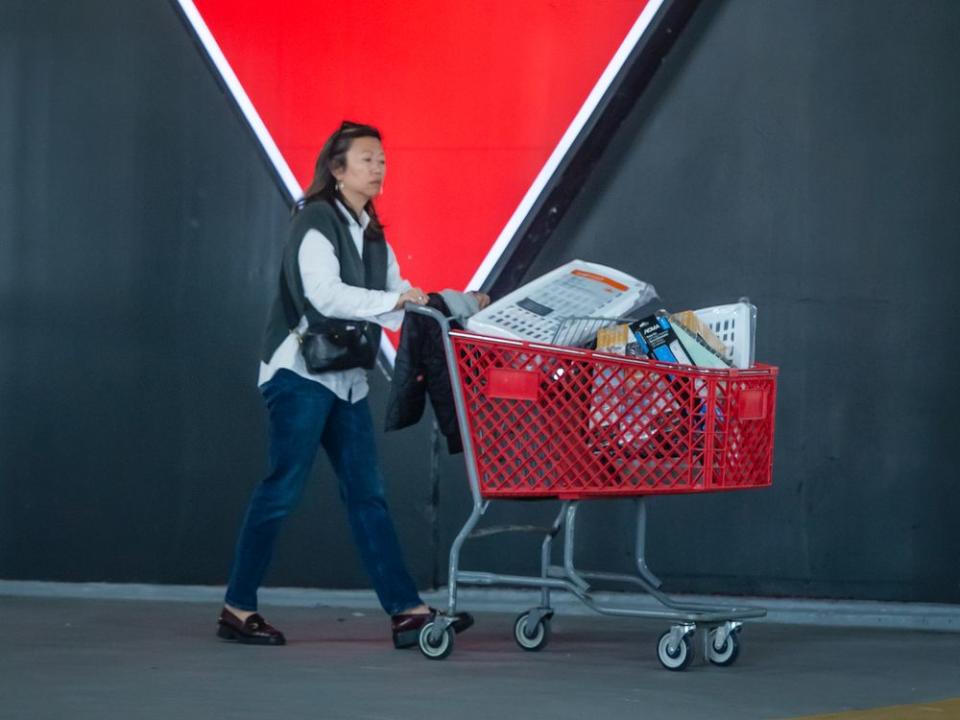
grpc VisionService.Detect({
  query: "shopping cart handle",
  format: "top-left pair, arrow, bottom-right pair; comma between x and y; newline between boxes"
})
403,302 -> 454,335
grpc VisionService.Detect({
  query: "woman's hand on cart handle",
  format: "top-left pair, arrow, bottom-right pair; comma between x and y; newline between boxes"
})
396,287 -> 429,309
469,291 -> 491,310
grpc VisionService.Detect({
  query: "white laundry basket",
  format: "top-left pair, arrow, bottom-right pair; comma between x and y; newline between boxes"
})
693,299 -> 757,369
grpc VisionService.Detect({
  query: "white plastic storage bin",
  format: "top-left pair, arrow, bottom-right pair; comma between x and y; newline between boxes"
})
693,300 -> 757,369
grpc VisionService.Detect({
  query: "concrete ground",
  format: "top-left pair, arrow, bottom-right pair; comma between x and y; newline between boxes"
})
1,595 -> 958,720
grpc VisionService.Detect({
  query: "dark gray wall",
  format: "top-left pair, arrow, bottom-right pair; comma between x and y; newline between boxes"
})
1,0 -> 958,603
0,0 -> 437,591
448,0 -> 959,602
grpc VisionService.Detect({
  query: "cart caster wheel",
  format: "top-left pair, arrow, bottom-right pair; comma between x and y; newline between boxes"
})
706,627 -> 740,667
657,629 -> 694,671
418,622 -> 454,660
514,612 -> 550,652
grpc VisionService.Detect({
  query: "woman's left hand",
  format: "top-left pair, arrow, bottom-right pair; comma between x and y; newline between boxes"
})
469,291 -> 491,310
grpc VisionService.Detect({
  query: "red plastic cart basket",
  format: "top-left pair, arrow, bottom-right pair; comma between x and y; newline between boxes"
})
452,332 -> 778,500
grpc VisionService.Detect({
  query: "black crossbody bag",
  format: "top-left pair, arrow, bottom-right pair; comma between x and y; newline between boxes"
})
281,266 -> 378,374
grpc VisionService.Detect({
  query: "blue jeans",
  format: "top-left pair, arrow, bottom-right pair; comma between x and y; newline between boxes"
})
224,369 -> 423,616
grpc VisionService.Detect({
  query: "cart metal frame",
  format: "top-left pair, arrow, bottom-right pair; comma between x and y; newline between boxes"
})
406,304 -> 766,668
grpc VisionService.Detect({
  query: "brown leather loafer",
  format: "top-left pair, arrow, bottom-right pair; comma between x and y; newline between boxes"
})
391,609 -> 475,649
391,611 -> 432,649
430,607 -> 474,635
216,608 -> 286,646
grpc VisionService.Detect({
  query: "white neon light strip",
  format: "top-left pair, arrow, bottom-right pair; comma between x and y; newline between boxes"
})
464,0 -> 667,292
175,0 -> 301,200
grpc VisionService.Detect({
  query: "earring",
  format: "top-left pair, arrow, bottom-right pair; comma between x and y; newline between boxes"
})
335,180 -> 343,193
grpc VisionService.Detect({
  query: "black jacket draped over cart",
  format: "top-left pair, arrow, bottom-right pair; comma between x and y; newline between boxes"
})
384,293 -> 464,454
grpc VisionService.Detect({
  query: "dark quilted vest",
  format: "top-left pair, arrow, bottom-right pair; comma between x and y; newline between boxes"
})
261,200 -> 387,364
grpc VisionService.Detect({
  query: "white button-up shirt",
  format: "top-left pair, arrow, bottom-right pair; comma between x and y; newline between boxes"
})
258,200 -> 411,402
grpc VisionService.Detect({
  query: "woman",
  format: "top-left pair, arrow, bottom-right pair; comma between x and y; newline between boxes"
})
217,121 -> 479,648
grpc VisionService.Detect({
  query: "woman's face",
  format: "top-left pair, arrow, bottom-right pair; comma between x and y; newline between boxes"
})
334,136 -> 386,203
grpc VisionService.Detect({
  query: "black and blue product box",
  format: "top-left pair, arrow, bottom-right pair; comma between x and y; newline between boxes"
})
629,314 -> 693,365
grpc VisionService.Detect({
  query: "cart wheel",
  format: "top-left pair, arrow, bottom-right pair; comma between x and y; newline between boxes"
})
513,613 -> 550,652
706,627 -> 740,667
418,621 -> 454,660
657,630 -> 694,671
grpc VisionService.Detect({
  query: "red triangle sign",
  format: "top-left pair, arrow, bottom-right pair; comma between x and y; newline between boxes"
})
180,0 -> 657,349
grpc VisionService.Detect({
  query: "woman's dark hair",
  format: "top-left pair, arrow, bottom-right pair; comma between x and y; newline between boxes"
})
294,120 -> 384,234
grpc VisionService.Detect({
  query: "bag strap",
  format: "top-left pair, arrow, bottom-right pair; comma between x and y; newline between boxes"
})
279,234 -> 328,343
280,259 -> 322,323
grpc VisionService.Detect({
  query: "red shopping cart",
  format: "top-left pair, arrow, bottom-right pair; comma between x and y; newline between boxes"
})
406,306 -> 778,670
